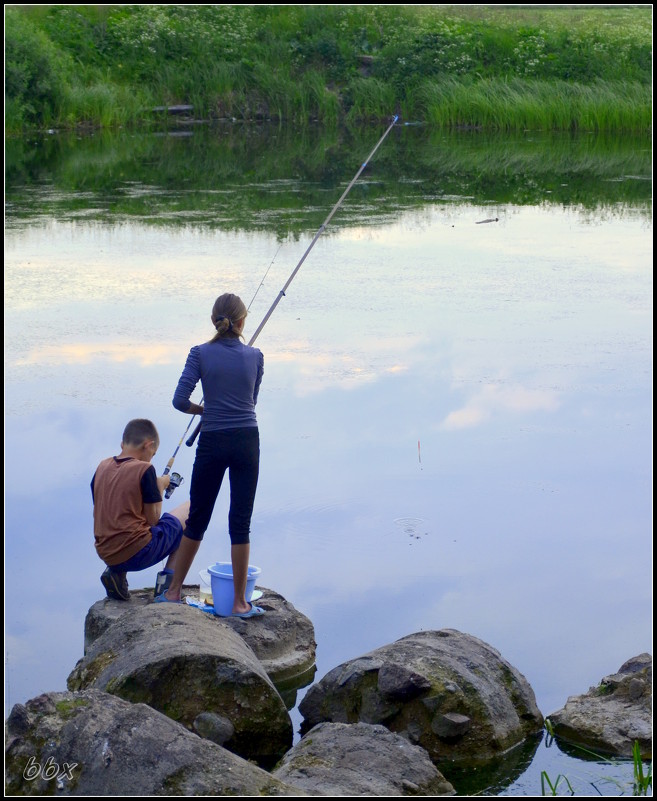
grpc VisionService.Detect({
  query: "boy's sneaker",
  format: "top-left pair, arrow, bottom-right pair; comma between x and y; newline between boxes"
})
154,570 -> 173,598
101,567 -> 130,601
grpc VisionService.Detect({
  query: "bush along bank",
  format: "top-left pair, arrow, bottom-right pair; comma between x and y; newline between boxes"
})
5,5 -> 652,133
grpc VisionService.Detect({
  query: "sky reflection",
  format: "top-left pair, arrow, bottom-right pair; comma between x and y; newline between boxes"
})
4,198 -> 652,773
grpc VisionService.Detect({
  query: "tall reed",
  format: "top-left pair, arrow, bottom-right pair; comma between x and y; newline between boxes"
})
59,81 -> 149,129
413,77 -> 651,132
347,78 -> 398,123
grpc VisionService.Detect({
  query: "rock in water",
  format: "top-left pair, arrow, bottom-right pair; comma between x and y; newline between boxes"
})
5,689 -> 304,796
547,653 -> 652,757
273,721 -> 456,796
299,628 -> 543,766
68,604 -> 292,767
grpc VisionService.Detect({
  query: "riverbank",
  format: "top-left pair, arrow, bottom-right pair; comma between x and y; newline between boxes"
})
5,5 -> 651,134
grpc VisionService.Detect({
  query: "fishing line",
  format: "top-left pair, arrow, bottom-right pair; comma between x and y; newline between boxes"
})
247,241 -> 285,311
163,114 -> 399,468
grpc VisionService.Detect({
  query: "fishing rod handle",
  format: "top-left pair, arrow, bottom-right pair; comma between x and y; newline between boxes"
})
187,422 -> 202,447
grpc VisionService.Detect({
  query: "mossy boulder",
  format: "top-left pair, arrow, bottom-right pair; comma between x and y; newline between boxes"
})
299,629 -> 543,767
68,603 -> 292,767
83,585 -> 316,687
5,690 -> 304,796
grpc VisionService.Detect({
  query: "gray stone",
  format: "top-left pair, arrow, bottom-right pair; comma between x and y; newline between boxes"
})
547,654 -> 652,758
628,678 -> 644,702
84,585 -> 316,686
68,603 -> 292,767
192,711 -> 234,746
5,690 -> 304,796
299,629 -> 543,767
378,662 -> 432,699
336,657 -> 384,687
618,653 -> 651,674
272,721 -> 455,796
432,712 -> 472,740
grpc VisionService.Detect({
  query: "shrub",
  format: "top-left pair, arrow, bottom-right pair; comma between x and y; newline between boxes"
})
5,9 -> 72,129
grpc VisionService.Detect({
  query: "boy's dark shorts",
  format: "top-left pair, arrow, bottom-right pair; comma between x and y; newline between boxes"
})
111,514 -> 184,573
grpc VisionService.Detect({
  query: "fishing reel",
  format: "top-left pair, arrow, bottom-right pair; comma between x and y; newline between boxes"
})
164,472 -> 184,499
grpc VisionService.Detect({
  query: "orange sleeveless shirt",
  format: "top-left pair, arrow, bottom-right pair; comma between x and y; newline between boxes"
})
93,457 -> 154,566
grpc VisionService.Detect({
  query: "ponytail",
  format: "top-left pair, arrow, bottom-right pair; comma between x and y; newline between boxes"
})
209,293 -> 247,343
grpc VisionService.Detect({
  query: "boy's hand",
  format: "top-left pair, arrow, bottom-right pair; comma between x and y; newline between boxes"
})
157,475 -> 171,496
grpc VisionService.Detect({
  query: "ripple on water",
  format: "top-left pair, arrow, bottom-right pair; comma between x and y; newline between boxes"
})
393,517 -> 427,540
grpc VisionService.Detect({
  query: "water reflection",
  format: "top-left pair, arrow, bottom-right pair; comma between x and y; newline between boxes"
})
6,126 -> 651,235
4,126 -> 652,796
448,733 -> 544,796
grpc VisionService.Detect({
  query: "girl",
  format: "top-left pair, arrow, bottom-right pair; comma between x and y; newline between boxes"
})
158,293 -> 264,617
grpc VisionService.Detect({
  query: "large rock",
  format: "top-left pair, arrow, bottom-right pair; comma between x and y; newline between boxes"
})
273,721 -> 456,796
5,690 -> 305,796
67,603 -> 292,767
84,585 -> 316,688
547,654 -> 652,758
299,629 -> 543,767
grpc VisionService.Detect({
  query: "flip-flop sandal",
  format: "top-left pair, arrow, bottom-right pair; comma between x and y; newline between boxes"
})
231,603 -> 265,619
154,592 -> 185,604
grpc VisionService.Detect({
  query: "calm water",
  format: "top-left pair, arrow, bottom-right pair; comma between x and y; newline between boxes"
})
4,124 -> 652,795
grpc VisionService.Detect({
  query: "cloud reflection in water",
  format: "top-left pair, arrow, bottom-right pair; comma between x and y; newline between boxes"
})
4,203 -> 651,753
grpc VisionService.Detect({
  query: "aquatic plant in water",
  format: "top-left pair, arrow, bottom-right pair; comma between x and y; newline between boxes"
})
540,720 -> 652,797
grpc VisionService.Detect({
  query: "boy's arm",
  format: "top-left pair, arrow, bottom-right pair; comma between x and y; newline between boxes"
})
143,501 -> 162,527
141,467 -> 168,527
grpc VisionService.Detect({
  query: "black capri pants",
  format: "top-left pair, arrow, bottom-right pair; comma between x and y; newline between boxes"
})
184,427 -> 260,545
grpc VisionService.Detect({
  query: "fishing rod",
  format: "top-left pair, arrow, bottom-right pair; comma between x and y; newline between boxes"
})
160,428 -> 189,498
175,114 -> 399,459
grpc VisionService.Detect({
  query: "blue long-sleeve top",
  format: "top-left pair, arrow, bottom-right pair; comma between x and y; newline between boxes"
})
172,339 -> 264,431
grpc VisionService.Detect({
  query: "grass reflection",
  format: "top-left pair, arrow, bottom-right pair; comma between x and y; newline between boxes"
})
5,126 -> 651,237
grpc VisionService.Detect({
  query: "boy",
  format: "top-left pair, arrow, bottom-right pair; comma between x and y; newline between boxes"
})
91,419 -> 189,600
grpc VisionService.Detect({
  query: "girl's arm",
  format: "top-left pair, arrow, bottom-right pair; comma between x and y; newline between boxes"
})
173,346 -> 204,415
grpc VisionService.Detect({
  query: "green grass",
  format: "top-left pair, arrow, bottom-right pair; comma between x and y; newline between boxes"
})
541,770 -> 575,796
4,5 -> 652,133
632,741 -> 652,797
413,76 -> 651,132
